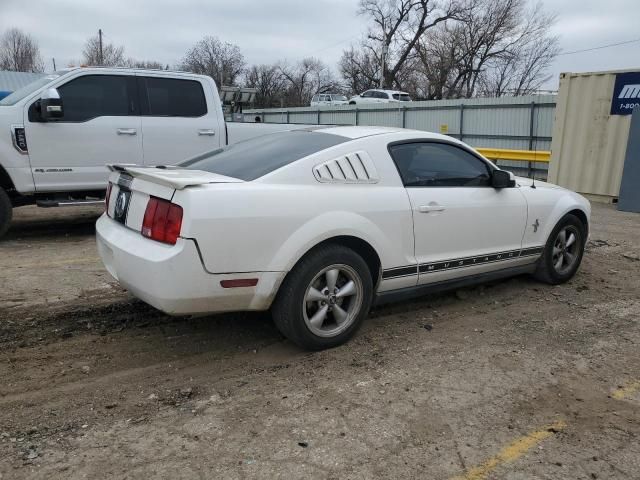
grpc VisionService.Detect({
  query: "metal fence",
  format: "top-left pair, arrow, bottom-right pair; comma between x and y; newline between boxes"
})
243,95 -> 556,179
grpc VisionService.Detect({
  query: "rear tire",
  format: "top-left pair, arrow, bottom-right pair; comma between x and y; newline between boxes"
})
0,187 -> 12,239
272,244 -> 373,350
534,213 -> 586,285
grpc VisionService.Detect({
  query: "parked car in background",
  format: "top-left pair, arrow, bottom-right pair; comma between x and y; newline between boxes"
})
0,67 -> 306,238
97,126 -> 590,351
348,89 -> 412,105
310,94 -> 349,107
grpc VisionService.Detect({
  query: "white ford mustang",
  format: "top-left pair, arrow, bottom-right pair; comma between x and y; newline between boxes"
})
96,126 -> 590,350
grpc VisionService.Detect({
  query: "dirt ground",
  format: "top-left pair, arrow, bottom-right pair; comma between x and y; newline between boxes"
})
0,203 -> 638,480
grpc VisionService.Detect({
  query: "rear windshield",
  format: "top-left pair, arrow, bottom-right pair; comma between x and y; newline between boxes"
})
392,93 -> 412,101
180,130 -> 348,181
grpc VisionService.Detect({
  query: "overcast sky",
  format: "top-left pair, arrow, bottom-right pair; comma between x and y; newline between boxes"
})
1,0 -> 639,90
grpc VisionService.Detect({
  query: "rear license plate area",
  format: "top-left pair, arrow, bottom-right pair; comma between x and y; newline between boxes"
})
113,188 -> 131,225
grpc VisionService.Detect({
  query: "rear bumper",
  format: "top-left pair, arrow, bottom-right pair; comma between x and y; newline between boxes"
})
96,215 -> 285,315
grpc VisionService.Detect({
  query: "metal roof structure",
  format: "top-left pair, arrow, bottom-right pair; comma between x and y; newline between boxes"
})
0,70 -> 45,93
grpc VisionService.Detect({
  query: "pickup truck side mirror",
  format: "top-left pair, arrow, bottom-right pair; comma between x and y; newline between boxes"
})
491,169 -> 516,188
39,88 -> 64,121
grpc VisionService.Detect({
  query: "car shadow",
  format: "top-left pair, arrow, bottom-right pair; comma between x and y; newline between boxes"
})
3,205 -> 102,240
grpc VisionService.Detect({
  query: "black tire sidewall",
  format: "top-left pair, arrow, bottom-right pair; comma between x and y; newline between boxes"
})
273,245 -> 373,350
0,188 -> 12,239
538,214 -> 586,284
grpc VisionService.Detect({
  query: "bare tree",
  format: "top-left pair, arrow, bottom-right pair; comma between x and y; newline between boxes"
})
359,0 -> 460,89
278,57 -> 341,107
417,0 -> 559,98
477,2 -> 559,96
245,64 -> 288,108
124,59 -> 166,70
180,36 -> 245,87
0,28 -> 44,72
339,46 -> 379,94
82,34 -> 125,67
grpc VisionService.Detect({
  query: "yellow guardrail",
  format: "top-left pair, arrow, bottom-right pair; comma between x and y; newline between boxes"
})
476,148 -> 551,163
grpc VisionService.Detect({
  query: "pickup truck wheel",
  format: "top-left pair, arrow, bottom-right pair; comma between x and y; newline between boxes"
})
0,187 -> 12,239
272,244 -> 373,350
534,214 -> 586,285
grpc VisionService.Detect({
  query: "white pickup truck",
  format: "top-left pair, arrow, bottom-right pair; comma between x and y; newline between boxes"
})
0,67 -> 298,237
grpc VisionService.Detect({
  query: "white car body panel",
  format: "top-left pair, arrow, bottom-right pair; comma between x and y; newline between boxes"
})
96,126 -> 591,316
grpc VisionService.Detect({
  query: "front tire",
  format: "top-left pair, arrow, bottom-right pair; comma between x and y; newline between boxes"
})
534,213 -> 586,285
272,244 -> 373,350
0,187 -> 12,239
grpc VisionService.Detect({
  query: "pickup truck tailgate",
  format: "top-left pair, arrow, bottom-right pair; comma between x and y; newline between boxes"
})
106,165 -> 243,232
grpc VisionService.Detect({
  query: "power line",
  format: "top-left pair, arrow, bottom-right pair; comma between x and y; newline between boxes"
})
558,37 -> 640,56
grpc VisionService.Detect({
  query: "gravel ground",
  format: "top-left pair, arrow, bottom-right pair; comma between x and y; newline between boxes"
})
0,203 -> 638,480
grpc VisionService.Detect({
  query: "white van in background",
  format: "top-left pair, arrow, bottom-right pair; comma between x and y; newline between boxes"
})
348,89 -> 412,105
310,94 -> 349,107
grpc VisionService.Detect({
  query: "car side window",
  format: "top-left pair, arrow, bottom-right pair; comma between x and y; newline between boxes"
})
312,95 -> 318,102
56,75 -> 130,122
361,91 -> 373,98
389,142 -> 492,187
140,77 -> 207,117
375,91 -> 388,99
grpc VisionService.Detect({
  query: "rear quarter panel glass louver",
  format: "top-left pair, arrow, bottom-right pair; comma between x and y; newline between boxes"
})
313,151 -> 379,184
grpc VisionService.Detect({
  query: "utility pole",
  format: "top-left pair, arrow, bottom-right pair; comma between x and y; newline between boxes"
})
52,58 -> 56,71
98,29 -> 103,66
380,42 -> 388,89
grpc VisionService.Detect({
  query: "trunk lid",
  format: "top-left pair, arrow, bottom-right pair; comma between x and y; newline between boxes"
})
105,165 -> 242,235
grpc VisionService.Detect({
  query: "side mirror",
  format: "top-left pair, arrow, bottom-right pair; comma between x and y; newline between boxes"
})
39,88 -> 63,121
491,169 -> 516,188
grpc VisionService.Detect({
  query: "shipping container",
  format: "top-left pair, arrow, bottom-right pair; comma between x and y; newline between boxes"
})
548,69 -> 640,201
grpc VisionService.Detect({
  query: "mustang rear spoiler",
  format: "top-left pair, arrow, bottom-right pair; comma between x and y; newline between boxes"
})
108,164 -> 244,190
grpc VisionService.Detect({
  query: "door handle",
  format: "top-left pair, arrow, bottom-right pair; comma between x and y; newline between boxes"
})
198,129 -> 216,136
418,204 -> 445,213
116,128 -> 137,135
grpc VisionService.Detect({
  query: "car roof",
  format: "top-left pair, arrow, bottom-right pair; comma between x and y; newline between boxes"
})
313,125 -> 453,141
365,89 -> 410,95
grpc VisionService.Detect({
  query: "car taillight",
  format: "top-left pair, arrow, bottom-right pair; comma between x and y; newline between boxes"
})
141,197 -> 183,245
105,183 -> 113,215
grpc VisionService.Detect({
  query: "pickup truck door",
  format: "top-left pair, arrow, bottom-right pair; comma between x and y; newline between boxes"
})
24,74 -> 143,192
136,76 -> 222,166
387,141 -> 529,286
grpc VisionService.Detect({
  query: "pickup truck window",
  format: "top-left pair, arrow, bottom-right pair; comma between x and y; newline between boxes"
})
180,130 -> 348,181
57,75 -> 131,122
139,77 -> 207,117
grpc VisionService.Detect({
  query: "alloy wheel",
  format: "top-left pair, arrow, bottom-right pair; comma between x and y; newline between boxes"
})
303,264 -> 363,338
552,225 -> 580,275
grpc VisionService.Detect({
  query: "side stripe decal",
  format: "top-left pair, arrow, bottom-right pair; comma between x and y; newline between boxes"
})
382,246 -> 544,280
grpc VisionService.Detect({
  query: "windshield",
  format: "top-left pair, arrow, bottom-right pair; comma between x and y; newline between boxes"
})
180,130 -> 348,181
0,74 -> 60,106
392,93 -> 412,101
